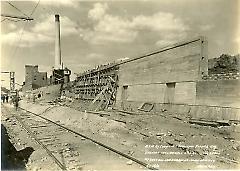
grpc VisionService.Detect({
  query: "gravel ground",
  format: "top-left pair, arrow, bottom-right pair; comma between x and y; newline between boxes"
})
3,100 -> 240,170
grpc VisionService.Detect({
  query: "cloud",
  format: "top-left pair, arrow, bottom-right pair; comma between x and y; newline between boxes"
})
88,3 -> 108,20
1,30 -> 54,48
84,3 -> 137,44
83,53 -> 110,65
39,0 -> 77,8
31,15 -> 79,36
155,32 -> 188,47
38,64 -> 53,76
131,12 -> 188,32
117,57 -> 129,62
65,53 -> 107,68
82,3 -> 189,45
235,36 -> 240,52
2,15 -> 79,47
67,63 -> 92,75
235,22 -> 240,52
7,23 -> 17,30
82,15 -> 138,44
199,24 -> 214,31
86,53 -> 104,59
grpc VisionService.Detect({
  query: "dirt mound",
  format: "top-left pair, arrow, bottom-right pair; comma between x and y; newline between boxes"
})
19,101 -> 52,114
42,106 -> 128,138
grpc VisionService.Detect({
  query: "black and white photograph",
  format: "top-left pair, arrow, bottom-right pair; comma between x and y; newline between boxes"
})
1,0 -> 240,170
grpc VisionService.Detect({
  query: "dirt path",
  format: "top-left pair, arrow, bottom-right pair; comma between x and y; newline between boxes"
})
16,100 -> 240,169
2,104 -> 146,170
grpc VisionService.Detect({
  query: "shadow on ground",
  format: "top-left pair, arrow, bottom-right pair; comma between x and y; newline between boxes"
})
1,124 -> 34,170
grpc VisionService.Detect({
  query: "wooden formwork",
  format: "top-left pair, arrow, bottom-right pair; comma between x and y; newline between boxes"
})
73,65 -> 119,110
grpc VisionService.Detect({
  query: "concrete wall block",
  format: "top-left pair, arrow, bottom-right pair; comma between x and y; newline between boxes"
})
214,107 -> 223,121
207,107 -> 215,120
192,106 -> 201,119
116,37 -> 207,106
233,109 -> 240,120
174,82 -> 196,104
172,104 -> 191,117
200,106 -> 210,120
118,38 -> 204,86
221,108 -> 230,120
196,80 -> 240,108
127,84 -> 166,103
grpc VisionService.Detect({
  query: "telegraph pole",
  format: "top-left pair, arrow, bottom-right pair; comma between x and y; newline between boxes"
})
1,71 -> 15,91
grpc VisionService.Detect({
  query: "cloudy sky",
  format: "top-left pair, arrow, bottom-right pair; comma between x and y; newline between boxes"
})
1,0 -> 239,89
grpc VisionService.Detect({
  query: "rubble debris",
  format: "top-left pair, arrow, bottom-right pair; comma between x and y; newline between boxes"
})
113,119 -> 126,124
126,160 -> 133,165
216,120 -> 231,126
232,144 -> 240,151
86,111 -> 111,116
138,103 -> 154,112
172,116 -> 183,121
156,133 -> 166,136
189,119 -> 220,127
113,109 -> 136,115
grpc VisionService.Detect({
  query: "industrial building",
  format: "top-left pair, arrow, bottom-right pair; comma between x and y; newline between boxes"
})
22,65 -> 48,91
22,14 -> 71,94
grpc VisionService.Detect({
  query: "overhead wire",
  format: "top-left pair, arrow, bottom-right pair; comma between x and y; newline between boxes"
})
3,18 -> 22,22
9,21 -> 28,60
6,1 -> 29,18
29,0 -> 40,17
1,18 -> 7,22
7,0 -> 40,60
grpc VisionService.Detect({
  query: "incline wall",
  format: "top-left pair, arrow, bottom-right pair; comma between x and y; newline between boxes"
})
114,36 -> 240,121
115,36 -> 208,108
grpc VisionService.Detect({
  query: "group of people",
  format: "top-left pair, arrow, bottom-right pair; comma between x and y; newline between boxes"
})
1,94 -> 9,103
1,94 -> 19,110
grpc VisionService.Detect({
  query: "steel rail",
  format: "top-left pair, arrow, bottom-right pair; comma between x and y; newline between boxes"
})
2,105 -> 66,170
18,107 -> 157,170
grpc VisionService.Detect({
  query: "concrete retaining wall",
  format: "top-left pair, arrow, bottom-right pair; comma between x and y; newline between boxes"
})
122,100 -> 240,121
117,37 -> 207,86
114,36 -> 240,121
116,36 -> 207,108
196,80 -> 240,108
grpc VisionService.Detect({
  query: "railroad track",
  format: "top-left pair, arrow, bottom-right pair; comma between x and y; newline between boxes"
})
2,105 -> 157,170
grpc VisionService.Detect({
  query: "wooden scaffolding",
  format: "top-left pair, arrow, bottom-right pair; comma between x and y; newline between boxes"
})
73,64 -> 119,111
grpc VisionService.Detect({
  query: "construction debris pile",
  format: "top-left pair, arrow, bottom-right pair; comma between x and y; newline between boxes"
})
14,100 -> 240,169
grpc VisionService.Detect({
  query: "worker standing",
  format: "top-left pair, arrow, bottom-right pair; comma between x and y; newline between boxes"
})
13,91 -> 19,111
2,95 -> 5,103
14,96 -> 19,111
6,95 -> 9,103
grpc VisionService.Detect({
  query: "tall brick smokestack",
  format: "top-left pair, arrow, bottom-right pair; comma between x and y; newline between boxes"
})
55,14 -> 61,69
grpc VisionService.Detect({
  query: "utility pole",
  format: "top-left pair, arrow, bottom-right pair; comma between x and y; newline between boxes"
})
1,14 -> 34,21
1,71 -> 15,91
